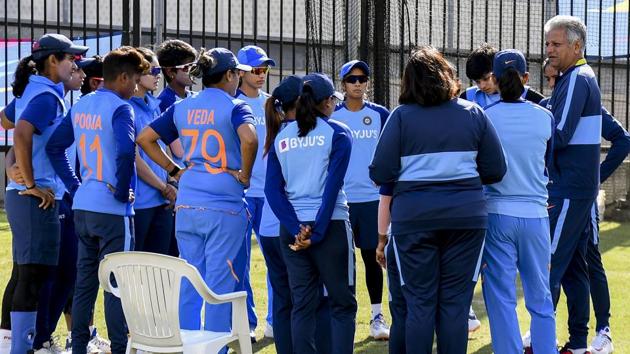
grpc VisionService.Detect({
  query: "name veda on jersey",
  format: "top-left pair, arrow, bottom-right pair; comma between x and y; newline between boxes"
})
186,109 -> 215,125
351,129 -> 379,140
278,135 -> 326,152
73,112 -> 103,130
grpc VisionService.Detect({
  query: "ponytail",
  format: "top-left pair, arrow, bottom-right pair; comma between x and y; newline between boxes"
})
11,56 -> 36,97
264,97 -> 282,156
264,96 -> 298,156
295,86 -> 323,137
498,67 -> 525,102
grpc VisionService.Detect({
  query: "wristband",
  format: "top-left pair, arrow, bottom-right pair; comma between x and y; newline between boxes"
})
168,165 -> 181,177
26,184 -> 36,190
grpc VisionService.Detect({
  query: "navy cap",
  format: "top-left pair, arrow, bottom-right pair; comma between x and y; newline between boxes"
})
339,60 -> 370,79
31,33 -> 88,60
493,49 -> 527,79
272,75 -> 303,104
303,73 -> 344,102
237,45 -> 276,67
205,47 -> 252,76
76,57 -> 96,69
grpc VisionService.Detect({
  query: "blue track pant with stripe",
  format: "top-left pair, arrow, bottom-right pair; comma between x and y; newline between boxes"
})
549,197 -> 594,349
482,214 -> 556,354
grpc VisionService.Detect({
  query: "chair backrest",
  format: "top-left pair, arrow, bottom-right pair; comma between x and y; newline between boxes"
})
98,251 -> 225,349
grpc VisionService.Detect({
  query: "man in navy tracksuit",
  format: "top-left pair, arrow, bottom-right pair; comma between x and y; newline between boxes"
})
542,64 -> 630,354
544,15 -> 602,354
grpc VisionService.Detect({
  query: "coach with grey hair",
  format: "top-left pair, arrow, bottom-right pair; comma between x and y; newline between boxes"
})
544,15 -> 602,354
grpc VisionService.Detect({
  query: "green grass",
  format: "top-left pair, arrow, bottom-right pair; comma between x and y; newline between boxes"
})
0,212 -> 628,353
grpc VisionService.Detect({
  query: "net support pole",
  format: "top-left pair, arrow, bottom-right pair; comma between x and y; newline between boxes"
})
372,0 -> 387,106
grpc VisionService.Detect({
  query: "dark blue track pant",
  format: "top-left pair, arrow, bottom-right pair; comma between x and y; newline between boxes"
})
388,228 -> 485,354
258,235 -> 332,354
549,197 -> 593,349
71,210 -> 134,354
280,220 -> 356,354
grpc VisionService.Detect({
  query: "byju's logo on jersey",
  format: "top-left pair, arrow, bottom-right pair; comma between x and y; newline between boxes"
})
278,136 -> 326,153
279,138 -> 290,153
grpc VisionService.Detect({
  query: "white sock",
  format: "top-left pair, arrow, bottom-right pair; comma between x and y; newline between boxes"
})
67,331 -> 72,339
371,304 -> 382,319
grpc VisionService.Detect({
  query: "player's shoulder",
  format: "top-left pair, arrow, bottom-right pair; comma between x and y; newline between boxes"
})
364,101 -> 390,115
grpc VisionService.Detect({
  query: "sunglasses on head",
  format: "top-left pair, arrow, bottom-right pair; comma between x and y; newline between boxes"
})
251,67 -> 270,75
166,62 -> 197,72
344,75 -> 368,84
148,67 -> 162,77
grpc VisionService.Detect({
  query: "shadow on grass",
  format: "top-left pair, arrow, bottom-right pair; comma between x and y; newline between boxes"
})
251,337 -> 274,352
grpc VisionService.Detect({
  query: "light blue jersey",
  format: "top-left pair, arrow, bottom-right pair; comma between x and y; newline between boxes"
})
273,118 -> 350,224
150,88 -> 255,210
236,89 -> 269,198
130,93 -> 169,209
331,101 -> 389,202
71,89 -> 136,216
8,76 -> 66,195
484,99 -> 554,218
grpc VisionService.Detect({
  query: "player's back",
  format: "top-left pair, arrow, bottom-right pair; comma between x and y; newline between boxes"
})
72,88 -> 133,216
172,87 -> 248,210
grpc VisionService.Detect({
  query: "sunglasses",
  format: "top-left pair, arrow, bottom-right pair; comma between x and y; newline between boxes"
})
91,77 -> 104,82
251,67 -> 270,75
65,54 -> 83,62
344,75 -> 368,84
147,67 -> 162,77
165,62 -> 197,73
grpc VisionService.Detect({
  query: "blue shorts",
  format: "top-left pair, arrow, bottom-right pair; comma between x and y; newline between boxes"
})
348,201 -> 379,249
6,189 -> 60,265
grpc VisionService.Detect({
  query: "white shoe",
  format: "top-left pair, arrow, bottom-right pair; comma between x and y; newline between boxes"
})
87,331 -> 110,353
0,329 -> 11,354
34,337 -> 67,353
264,323 -> 274,339
590,327 -> 614,354
369,314 -> 390,340
468,308 -> 481,333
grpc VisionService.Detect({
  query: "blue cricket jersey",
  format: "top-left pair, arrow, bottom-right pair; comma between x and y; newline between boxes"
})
47,88 -> 137,216
130,93 -> 169,209
545,60 -> 602,199
157,86 -> 193,113
7,76 -> 66,195
483,99 -> 554,218
265,117 -> 352,244
150,87 -> 255,210
331,101 -> 389,203
369,99 -> 506,235
236,89 -> 270,198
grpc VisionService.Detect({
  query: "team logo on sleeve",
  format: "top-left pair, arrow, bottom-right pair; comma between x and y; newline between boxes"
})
279,138 -> 290,153
363,116 -> 372,125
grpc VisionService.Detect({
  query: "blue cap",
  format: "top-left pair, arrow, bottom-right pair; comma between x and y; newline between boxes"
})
272,75 -> 303,104
31,33 -> 88,60
237,45 -> 276,67
205,47 -> 252,76
339,60 -> 370,79
493,49 -> 527,79
303,73 -> 344,102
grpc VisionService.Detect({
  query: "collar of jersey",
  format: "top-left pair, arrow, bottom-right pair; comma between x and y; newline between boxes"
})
28,75 -> 65,99
340,100 -> 367,112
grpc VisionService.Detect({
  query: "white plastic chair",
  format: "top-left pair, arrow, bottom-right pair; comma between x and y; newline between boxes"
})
98,251 -> 252,354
